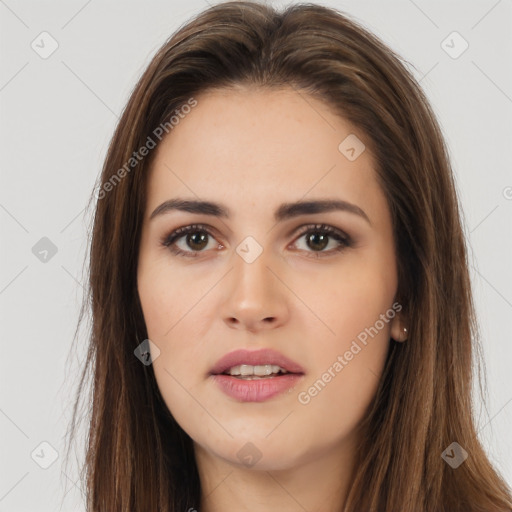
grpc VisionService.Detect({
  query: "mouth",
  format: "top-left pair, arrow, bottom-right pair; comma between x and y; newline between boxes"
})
209,348 -> 305,402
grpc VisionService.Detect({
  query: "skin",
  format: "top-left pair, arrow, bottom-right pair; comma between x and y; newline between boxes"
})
137,87 -> 407,512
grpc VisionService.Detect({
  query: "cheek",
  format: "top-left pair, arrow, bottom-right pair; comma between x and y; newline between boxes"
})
137,258 -> 215,339
137,263 -> 216,418
295,303 -> 391,442
292,255 -> 395,346
296,344 -> 388,444
292,260 -> 394,426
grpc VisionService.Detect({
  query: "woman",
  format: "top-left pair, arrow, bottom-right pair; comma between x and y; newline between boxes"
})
65,1 -> 512,510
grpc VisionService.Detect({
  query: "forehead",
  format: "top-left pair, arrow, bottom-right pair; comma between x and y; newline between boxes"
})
145,87 -> 384,223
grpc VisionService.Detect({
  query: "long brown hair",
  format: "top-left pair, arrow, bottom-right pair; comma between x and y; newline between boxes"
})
64,1 -> 512,510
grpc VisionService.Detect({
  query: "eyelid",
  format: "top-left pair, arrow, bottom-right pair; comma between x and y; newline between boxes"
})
159,223 -> 221,252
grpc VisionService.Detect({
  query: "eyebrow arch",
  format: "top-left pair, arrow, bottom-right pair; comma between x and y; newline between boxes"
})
149,197 -> 371,225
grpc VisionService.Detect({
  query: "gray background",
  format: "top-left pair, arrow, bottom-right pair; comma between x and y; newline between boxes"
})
1,0 -> 511,510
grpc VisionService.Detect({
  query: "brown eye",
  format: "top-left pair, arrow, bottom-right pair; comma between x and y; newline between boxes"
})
185,231 -> 209,251
160,224 -> 220,258
305,232 -> 329,251
293,224 -> 352,258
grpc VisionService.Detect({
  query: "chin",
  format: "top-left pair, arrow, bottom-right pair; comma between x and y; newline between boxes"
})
217,436 -> 306,471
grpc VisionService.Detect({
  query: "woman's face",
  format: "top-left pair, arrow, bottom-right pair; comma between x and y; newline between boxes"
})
137,87 -> 404,471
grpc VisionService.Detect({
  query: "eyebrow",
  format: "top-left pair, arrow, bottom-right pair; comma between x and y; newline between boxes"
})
149,197 -> 371,225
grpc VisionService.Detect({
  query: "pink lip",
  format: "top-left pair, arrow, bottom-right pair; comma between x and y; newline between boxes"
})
212,373 -> 305,402
210,348 -> 305,375
209,348 -> 305,403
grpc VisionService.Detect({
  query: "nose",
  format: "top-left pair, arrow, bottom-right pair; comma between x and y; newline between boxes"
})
221,248 -> 290,332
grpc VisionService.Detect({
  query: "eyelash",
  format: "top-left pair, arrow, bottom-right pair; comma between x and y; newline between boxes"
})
159,223 -> 353,259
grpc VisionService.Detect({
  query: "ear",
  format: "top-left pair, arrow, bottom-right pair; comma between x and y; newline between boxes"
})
390,314 -> 408,343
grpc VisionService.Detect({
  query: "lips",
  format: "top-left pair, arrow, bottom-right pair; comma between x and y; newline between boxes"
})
210,348 -> 305,376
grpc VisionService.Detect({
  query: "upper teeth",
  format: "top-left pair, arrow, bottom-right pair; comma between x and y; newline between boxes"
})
225,364 -> 288,376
